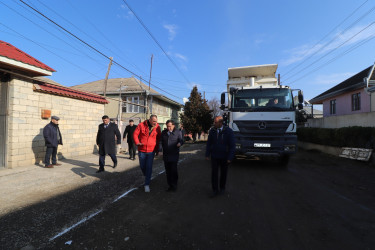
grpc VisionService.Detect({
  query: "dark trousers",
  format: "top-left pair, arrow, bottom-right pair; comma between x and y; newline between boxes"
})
138,151 -> 155,186
99,154 -> 117,170
164,161 -> 178,189
211,158 -> 228,192
128,142 -> 136,158
45,146 -> 57,166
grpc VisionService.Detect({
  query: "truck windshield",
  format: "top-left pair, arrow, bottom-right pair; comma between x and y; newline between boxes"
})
231,88 -> 294,111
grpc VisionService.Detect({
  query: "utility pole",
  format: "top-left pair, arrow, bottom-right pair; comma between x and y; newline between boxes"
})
149,54 -> 153,91
139,76 -> 148,120
278,74 -> 280,85
103,57 -> 113,98
117,81 -> 124,128
203,91 -> 205,100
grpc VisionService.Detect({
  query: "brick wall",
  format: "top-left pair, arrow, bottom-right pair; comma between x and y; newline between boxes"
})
7,77 -> 105,168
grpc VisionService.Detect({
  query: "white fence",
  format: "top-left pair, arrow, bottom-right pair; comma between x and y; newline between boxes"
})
306,112 -> 375,128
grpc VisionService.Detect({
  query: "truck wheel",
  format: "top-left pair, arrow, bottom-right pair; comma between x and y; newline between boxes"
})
278,155 -> 290,167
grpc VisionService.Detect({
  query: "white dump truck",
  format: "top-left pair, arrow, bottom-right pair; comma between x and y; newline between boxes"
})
220,64 -> 304,166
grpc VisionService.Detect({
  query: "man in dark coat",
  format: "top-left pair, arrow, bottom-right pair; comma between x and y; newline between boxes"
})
96,115 -> 121,173
123,119 -> 137,160
179,124 -> 186,143
159,120 -> 184,191
43,116 -> 63,168
205,116 -> 235,197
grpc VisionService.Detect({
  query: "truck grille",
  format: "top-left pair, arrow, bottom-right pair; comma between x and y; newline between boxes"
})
234,120 -> 291,135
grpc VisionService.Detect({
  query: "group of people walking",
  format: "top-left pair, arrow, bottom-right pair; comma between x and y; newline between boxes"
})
43,114 -> 235,197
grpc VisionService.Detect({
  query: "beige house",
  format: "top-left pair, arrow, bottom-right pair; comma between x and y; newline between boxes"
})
0,40 -> 107,169
72,77 -> 183,130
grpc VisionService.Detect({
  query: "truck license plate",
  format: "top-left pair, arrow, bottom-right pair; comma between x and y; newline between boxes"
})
254,143 -> 271,148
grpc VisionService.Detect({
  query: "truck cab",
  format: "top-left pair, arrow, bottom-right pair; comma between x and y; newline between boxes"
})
221,64 -> 303,166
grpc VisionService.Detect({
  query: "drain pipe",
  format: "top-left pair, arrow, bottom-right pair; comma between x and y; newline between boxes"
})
364,63 -> 375,112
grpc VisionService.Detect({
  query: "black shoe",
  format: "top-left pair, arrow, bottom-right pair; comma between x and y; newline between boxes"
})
113,162 -> 117,169
166,187 -> 177,192
210,191 -> 219,198
128,157 -> 132,159
96,168 -> 105,173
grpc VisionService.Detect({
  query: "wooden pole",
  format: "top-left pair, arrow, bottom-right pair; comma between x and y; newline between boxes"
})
103,57 -> 113,97
118,81 -> 123,127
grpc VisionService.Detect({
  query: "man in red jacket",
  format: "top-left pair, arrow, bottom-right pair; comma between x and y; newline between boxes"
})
133,114 -> 161,192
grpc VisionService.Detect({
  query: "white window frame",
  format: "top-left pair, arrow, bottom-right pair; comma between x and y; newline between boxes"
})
126,96 -> 140,113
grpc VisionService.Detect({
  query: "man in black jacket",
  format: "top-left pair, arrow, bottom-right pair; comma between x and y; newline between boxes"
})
96,115 -> 121,173
159,120 -> 183,191
123,119 -> 137,160
205,116 -> 235,197
43,116 -> 63,168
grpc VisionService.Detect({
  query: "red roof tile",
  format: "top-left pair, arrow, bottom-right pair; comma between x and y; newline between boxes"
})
33,82 -> 108,104
0,40 -> 55,72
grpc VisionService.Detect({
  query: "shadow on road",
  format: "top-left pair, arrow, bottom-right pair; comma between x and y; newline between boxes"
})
0,160 -> 151,249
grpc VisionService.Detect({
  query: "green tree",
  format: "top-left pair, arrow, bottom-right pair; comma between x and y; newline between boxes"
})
180,86 -> 212,141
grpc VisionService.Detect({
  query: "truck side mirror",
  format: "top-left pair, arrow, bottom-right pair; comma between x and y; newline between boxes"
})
298,103 -> 303,110
298,90 -> 304,104
221,92 -> 226,105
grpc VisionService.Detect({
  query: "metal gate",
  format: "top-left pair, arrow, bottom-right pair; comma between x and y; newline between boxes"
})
0,78 -> 9,169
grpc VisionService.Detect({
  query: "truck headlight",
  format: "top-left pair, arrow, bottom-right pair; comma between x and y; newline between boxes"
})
286,123 -> 296,133
284,145 -> 296,151
231,122 -> 240,132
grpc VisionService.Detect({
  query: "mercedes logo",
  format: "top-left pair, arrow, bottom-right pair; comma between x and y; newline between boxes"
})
258,121 -> 266,129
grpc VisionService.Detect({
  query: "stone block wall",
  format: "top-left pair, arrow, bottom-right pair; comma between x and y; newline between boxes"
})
7,77 -> 105,168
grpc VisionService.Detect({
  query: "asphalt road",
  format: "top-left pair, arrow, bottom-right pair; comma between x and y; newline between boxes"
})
2,143 -> 375,250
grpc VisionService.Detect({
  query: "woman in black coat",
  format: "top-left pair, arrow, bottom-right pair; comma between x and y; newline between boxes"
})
159,120 -> 184,191
96,115 -> 121,173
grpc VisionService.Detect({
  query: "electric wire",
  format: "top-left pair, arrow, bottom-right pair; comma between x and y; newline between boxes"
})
17,0 -> 183,101
18,0 -> 139,76
4,0 -> 107,67
57,0 -> 149,77
282,0 -> 370,77
284,20 -> 375,83
121,0 -> 191,84
0,22 -> 103,80
288,31 -> 375,85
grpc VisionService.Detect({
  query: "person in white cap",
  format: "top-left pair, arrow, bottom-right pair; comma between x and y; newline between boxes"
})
43,116 -> 63,168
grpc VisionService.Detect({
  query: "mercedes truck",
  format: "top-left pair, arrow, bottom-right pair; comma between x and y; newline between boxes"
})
220,64 -> 304,166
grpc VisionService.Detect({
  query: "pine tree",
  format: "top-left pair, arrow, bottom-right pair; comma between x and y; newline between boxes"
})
180,86 -> 213,141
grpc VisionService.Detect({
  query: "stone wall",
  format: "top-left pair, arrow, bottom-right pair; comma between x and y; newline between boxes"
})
7,77 -> 105,168
306,111 -> 375,128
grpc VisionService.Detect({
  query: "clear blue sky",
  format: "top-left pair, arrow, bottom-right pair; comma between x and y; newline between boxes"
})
1,0 -> 374,104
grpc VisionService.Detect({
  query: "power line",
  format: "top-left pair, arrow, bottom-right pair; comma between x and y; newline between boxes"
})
282,0 -> 370,77
284,20 -> 375,83
3,0 -> 106,66
121,0 -> 192,84
0,22 -> 103,80
19,0 -> 140,77
289,31 -> 375,85
63,0 -> 148,77
17,0 -> 184,101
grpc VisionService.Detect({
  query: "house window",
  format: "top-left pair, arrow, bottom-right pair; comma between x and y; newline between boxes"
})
330,99 -> 336,114
126,96 -> 139,113
352,93 -> 361,111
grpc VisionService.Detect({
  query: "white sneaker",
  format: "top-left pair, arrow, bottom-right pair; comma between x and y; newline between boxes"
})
144,185 -> 150,192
